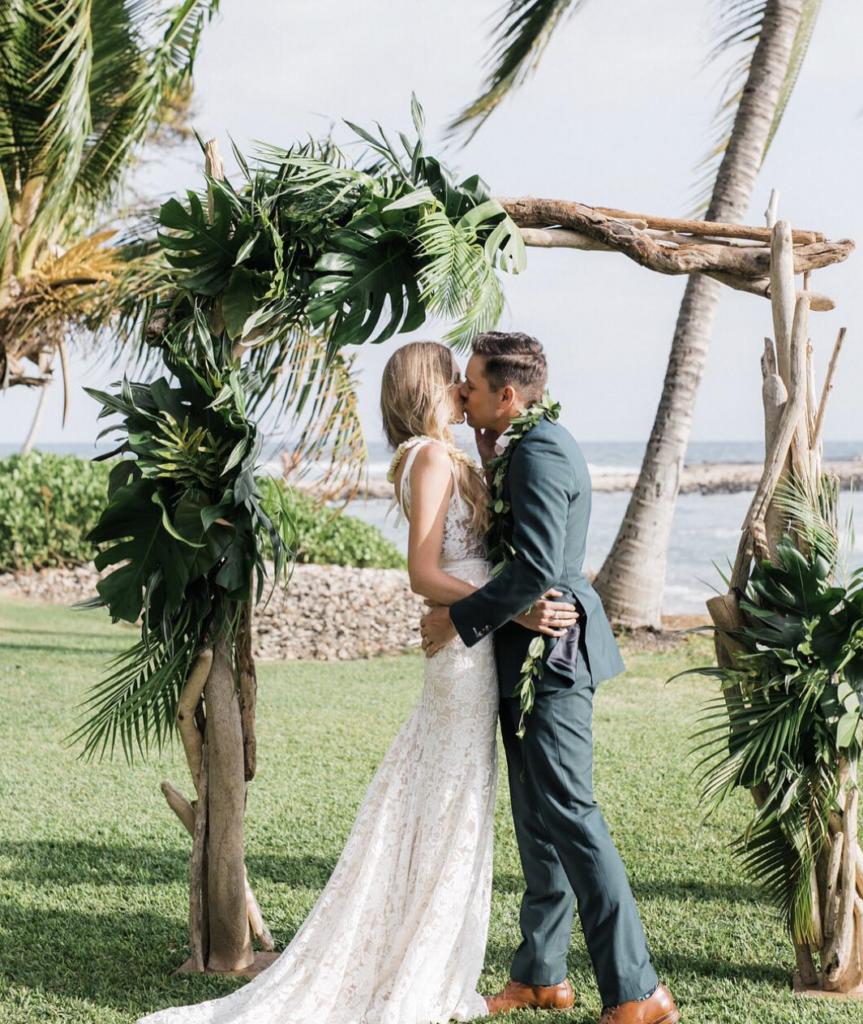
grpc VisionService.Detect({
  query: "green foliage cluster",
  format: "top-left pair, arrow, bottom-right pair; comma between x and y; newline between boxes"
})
0,452 -> 401,573
679,478 -> 863,944
155,94 -> 526,376
0,452 -> 111,570
287,491 -> 404,570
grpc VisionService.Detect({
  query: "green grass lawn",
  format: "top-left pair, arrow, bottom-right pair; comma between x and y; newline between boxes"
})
1,597 -> 860,1024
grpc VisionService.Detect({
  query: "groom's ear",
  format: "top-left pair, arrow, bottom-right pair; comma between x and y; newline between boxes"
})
500,383 -> 522,414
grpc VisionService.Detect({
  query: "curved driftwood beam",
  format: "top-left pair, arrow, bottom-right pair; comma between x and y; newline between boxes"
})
501,197 -> 854,280
519,227 -> 837,311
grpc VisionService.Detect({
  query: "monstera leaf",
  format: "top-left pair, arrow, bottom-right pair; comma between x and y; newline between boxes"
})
307,225 -> 425,346
158,184 -> 255,296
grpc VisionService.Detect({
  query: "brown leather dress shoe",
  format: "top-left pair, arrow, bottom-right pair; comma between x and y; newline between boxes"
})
598,983 -> 679,1024
484,977 -> 575,1014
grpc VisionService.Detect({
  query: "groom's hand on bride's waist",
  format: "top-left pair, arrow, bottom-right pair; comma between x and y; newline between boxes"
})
514,589 -> 579,636
420,606 -> 457,658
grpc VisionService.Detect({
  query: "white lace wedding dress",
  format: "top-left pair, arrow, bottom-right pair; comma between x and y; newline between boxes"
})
138,437 -> 499,1024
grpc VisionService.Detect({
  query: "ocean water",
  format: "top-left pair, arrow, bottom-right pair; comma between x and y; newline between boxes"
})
4,439 -> 863,614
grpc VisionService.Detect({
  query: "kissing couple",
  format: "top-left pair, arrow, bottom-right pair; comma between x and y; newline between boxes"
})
138,333 -> 679,1024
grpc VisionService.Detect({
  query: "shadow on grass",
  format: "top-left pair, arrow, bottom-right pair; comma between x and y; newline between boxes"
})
0,640 -> 121,656
0,839 -> 338,890
0,901 -> 253,1013
492,871 -> 764,905
482,936 -> 789,1002
0,625 -> 114,640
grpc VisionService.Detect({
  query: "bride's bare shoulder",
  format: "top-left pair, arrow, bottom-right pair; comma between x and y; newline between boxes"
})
393,440 -> 452,494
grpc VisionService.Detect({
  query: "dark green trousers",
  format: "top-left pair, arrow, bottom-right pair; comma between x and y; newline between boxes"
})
500,645 -> 658,1007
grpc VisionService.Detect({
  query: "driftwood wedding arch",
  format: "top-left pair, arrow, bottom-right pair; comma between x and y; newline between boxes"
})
83,108 -> 854,988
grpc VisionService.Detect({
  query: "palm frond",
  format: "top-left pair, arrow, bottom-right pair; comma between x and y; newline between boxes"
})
65,623 -> 198,763
771,472 -> 840,569
415,208 -> 505,351
273,331 -> 369,504
446,0 -> 588,143
690,0 -> 822,216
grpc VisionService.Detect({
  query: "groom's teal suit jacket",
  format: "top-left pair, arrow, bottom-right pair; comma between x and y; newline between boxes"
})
450,417 -> 624,695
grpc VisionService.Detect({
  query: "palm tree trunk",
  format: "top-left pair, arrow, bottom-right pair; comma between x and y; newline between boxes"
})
594,0 -> 808,629
20,379 -> 51,454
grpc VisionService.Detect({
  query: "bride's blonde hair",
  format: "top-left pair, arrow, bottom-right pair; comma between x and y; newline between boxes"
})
381,341 -> 489,537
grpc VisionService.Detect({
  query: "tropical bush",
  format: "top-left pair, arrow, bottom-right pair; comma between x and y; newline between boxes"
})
288,492 -> 404,569
0,452 -> 112,570
0,452 -> 403,572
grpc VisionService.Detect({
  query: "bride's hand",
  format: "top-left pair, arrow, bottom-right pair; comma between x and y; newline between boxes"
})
513,589 -> 579,636
474,427 -> 500,466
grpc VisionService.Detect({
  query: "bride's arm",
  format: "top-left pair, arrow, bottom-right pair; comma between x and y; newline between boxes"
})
402,443 -> 478,606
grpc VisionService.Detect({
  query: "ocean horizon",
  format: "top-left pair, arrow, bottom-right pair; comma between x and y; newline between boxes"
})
4,439 -> 862,615
5,438 -> 863,478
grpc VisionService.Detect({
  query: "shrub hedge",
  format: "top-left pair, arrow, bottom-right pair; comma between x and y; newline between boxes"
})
0,452 -> 405,572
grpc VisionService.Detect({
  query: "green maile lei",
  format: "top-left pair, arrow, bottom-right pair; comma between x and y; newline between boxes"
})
486,391 -> 562,738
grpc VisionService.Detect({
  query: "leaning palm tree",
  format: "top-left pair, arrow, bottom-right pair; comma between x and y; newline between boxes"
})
0,0 -> 221,441
450,0 -> 820,628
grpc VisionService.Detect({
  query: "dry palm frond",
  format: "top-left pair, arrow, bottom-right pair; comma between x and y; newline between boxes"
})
272,329 -> 368,505
0,230 -> 169,391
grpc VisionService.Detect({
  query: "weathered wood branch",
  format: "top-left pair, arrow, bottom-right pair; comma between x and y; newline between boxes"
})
822,782 -> 860,990
203,632 -> 253,971
812,328 -> 847,451
516,226 -> 838,310
189,738 -> 209,972
741,293 -> 810,550
176,648 -> 213,797
501,198 -> 853,280
591,203 -> 824,243
237,603 -> 257,782
160,781 -> 274,950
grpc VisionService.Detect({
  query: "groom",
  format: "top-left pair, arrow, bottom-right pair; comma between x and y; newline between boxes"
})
420,333 -> 678,1024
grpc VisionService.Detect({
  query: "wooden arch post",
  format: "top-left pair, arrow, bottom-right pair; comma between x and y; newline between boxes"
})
158,139 -> 278,978
706,210 -> 860,998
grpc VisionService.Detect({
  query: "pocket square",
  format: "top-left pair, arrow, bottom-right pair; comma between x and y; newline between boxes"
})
545,620 -> 581,676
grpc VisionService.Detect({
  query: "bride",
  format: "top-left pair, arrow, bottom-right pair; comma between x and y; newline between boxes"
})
138,340 -> 575,1024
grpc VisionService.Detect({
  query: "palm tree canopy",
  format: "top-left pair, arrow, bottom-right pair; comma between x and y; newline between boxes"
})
0,0 -> 220,263
448,0 -> 823,211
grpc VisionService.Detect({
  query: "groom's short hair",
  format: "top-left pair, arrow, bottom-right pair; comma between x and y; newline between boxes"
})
472,332 -> 547,404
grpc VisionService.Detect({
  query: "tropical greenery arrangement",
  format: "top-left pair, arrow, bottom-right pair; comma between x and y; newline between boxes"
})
147,96 -> 526,496
675,229 -> 858,996
63,97 -> 526,973
680,479 -> 863,947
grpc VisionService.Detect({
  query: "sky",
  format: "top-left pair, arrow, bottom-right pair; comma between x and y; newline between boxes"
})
4,0 -> 862,448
